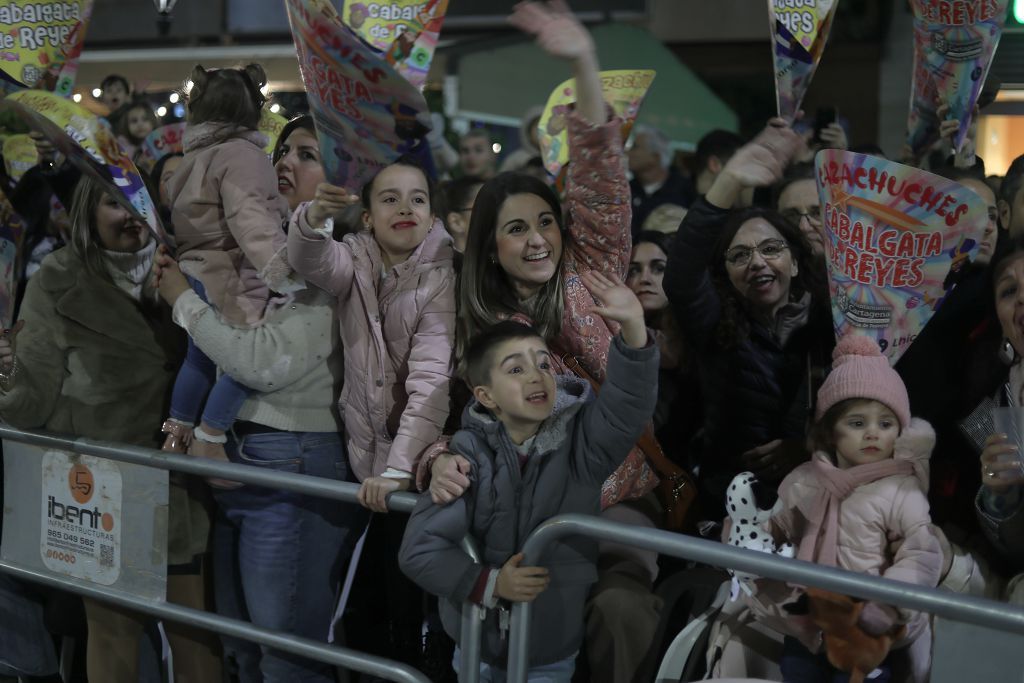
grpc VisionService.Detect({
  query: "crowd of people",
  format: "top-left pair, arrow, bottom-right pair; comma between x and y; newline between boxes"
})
0,2 -> 1023,682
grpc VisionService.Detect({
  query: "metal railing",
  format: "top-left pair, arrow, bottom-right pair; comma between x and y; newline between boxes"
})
505,513 -> 1024,682
0,425 -> 485,683
16,423 -> 1024,683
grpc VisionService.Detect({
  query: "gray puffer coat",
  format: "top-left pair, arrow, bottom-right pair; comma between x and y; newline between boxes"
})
399,335 -> 658,667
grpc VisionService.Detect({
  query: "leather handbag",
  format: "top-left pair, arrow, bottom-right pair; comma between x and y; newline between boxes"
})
558,352 -> 698,532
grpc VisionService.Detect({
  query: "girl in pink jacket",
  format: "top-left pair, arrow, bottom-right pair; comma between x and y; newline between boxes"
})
160,63 -> 300,476
750,334 -> 943,682
286,157 -> 456,512
287,157 -> 454,667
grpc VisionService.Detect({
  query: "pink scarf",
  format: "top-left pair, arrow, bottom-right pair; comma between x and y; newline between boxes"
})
797,457 -> 914,567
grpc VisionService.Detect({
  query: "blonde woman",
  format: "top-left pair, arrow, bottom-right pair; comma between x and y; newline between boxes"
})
0,175 -> 217,682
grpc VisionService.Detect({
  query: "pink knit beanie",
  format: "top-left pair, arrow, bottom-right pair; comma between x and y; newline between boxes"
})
815,335 -> 911,429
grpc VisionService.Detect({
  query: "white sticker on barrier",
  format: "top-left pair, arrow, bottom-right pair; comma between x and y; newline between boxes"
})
40,451 -> 123,585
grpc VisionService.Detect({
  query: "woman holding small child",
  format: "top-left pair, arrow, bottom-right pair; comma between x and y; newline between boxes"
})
153,102 -> 365,679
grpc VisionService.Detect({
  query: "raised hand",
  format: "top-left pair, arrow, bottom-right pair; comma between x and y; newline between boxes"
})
507,0 -> 596,63
29,130 -> 56,165
723,143 -> 787,189
817,122 -> 848,151
508,0 -> 604,124
936,104 -> 959,142
708,119 -> 800,210
581,270 -> 646,348
495,553 -> 550,603
307,183 -> 360,231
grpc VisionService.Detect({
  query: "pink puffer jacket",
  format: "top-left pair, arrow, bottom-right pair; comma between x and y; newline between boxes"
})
168,122 -> 293,327
754,418 -> 943,652
287,210 -> 456,481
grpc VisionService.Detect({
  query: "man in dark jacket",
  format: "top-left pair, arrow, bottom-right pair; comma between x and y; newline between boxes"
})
628,124 -> 694,236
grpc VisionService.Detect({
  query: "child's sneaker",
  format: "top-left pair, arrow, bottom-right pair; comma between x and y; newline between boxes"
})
161,419 -> 193,453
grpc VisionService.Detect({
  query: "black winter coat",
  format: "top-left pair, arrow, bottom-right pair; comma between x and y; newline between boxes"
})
663,197 -> 833,520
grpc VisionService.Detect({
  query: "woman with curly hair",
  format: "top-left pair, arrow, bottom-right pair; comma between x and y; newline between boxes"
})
664,120 -> 833,522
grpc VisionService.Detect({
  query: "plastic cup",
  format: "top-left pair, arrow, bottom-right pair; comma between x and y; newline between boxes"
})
991,407 -> 1024,478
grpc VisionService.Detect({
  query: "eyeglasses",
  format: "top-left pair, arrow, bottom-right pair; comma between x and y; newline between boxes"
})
724,239 -> 790,267
780,207 -> 821,224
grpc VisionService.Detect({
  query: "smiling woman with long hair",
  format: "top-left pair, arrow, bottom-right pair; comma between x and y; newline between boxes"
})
422,4 -> 671,681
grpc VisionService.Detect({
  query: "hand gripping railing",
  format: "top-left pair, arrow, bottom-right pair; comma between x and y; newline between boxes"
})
0,424 -> 479,683
505,513 -> 1024,683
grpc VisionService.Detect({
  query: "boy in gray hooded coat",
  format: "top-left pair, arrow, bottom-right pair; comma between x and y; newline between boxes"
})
399,272 -> 658,679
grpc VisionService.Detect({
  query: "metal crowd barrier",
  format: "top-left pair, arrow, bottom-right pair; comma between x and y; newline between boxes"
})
17,423 -> 1024,683
0,424 -> 486,683
506,513 -> 1024,682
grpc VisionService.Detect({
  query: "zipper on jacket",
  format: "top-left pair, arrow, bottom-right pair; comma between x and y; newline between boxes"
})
498,604 -> 510,640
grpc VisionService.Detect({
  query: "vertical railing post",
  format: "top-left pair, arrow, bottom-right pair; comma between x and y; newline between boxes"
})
458,536 -> 484,683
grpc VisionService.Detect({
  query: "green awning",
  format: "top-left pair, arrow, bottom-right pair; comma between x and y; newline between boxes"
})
453,22 -> 737,150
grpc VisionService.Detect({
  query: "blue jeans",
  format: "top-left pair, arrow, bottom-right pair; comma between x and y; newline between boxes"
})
780,636 -> 892,683
0,574 -> 58,676
168,276 -> 250,430
213,430 -> 367,682
453,648 -> 577,683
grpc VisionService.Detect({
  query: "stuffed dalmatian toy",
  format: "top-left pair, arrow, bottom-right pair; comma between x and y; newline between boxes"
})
725,471 -> 795,598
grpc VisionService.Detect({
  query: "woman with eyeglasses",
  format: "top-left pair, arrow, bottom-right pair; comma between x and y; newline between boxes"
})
774,162 -> 824,256
663,120 -> 833,522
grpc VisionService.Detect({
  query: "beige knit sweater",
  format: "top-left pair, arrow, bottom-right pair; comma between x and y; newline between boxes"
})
172,285 -> 342,434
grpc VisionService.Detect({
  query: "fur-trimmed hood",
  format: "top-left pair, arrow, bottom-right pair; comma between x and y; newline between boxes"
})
891,417 -> 935,492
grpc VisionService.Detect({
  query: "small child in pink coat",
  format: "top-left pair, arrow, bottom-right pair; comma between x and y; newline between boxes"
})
749,335 -> 943,683
160,63 -> 300,476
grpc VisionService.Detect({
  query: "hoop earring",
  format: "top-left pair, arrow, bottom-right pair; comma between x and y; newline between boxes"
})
1001,338 -> 1018,366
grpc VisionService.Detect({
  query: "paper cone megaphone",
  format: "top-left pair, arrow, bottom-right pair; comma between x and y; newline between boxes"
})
815,149 -> 990,364
258,109 -> 289,156
0,197 -> 26,329
286,0 -> 431,190
342,0 -> 449,92
1,90 -> 169,247
0,0 -> 93,97
906,0 -> 1009,158
537,69 -> 655,189
136,123 -> 185,174
768,0 -> 838,123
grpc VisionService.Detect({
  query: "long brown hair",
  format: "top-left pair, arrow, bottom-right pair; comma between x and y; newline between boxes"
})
457,172 -> 567,363
69,176 -> 118,279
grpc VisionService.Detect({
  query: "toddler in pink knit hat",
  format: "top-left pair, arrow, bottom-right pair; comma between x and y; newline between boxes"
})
741,335 -> 943,682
